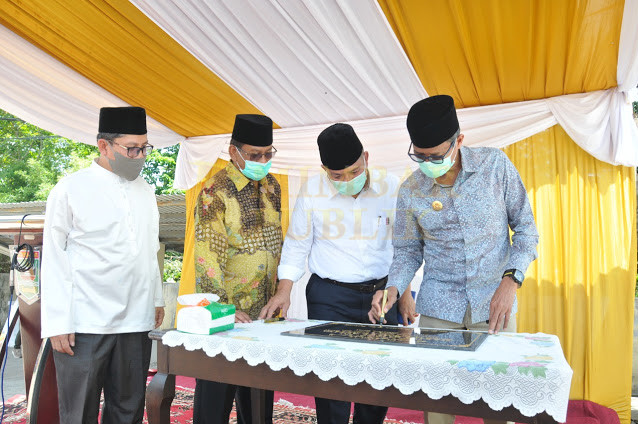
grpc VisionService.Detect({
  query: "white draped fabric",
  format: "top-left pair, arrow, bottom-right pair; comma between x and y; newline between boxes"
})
0,2 -> 634,175
169,0 -> 638,189
131,0 -> 427,127
174,88 -> 638,190
0,24 -> 183,148
548,89 -> 638,166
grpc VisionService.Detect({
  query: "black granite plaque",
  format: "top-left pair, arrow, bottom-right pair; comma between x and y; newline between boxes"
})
281,322 -> 487,351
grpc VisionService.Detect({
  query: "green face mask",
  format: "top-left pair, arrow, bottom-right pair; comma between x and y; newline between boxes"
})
418,148 -> 458,179
330,159 -> 368,196
240,159 -> 272,181
236,148 -> 272,181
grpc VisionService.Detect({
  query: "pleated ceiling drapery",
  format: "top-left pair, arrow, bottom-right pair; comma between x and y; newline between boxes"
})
378,0 -> 623,107
0,0 -> 264,137
0,23 -> 183,148
131,0 -> 427,127
0,1 -> 636,422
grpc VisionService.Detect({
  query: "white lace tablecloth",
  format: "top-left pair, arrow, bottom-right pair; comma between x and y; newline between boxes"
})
162,319 -> 572,422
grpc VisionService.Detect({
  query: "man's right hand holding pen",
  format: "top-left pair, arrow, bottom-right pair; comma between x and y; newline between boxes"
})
368,286 -> 399,324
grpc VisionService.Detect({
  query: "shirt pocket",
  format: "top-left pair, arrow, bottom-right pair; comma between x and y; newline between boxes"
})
374,211 -> 392,250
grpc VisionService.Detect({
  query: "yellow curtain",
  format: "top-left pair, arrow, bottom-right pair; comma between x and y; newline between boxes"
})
0,0 -> 266,136
378,0 -> 622,108
504,125 -> 636,424
378,2 -> 633,420
179,159 -> 289,302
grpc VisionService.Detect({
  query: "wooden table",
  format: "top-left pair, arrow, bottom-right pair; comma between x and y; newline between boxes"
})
146,329 -> 558,424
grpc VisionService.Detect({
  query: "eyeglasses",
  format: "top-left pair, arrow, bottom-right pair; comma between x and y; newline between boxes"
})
235,146 -> 277,162
110,140 -> 154,158
408,138 -> 456,164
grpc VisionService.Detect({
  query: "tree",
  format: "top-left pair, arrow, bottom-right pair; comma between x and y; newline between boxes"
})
0,109 -> 182,202
0,110 -> 98,203
142,144 -> 181,195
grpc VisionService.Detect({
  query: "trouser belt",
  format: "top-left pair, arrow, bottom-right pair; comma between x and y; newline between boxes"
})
318,275 -> 388,294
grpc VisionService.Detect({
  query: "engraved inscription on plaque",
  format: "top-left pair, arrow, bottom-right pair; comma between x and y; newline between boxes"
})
282,322 -> 487,351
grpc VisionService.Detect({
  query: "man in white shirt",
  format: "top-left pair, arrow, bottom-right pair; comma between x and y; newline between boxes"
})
260,123 -> 402,424
41,107 -> 165,424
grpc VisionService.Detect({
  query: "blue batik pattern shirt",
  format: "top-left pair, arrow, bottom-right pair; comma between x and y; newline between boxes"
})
387,146 -> 539,324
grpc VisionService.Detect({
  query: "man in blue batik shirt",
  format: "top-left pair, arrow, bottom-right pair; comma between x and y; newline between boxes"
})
369,95 -> 539,424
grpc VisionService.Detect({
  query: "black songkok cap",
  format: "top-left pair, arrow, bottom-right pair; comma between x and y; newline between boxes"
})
317,123 -> 363,170
98,107 -> 147,135
232,114 -> 273,147
407,95 -> 459,148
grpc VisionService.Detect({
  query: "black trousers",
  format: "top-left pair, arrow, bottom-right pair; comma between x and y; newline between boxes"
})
306,273 -> 398,424
52,332 -> 151,424
193,379 -> 274,424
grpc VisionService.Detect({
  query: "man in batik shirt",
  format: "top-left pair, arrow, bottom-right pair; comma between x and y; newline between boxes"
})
192,114 -> 281,424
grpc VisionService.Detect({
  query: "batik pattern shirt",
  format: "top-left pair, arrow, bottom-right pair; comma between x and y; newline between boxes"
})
387,147 -> 539,324
194,162 -> 282,319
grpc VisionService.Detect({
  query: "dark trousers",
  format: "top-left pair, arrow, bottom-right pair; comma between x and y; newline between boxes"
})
52,332 -> 152,424
193,380 -> 274,424
306,273 -> 398,424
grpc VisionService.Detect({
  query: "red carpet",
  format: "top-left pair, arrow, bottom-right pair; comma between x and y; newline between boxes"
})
176,375 -> 424,423
2,376 -> 617,424
0,375 -> 423,423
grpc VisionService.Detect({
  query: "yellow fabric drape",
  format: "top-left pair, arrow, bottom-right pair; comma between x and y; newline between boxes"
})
378,0 -> 622,108
378,2 -> 633,420
504,125 -> 636,424
0,0 -> 266,136
179,159 -> 289,305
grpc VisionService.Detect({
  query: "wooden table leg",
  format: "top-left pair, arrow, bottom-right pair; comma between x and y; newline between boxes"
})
250,387 -> 266,423
146,373 -> 175,424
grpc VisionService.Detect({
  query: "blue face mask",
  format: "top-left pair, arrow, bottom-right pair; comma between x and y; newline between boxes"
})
418,148 -> 458,179
330,159 -> 368,196
236,149 -> 272,181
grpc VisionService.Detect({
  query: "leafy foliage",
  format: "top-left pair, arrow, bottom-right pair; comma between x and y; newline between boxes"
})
0,109 -> 182,202
634,101 -> 638,117
163,250 -> 183,283
142,144 -> 182,195
0,110 -> 98,203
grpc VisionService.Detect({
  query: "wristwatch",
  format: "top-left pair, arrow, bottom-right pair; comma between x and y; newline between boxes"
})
502,269 -> 525,288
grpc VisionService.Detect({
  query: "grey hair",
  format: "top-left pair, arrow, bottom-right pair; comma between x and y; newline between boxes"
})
96,133 -> 122,143
229,138 -> 245,149
448,129 -> 461,145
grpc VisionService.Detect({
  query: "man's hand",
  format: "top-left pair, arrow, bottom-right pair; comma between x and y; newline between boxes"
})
398,287 -> 418,326
258,280 -> 293,319
368,286 -> 399,324
488,277 -> 518,334
235,310 -> 252,323
155,307 -> 165,328
50,333 -> 75,356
